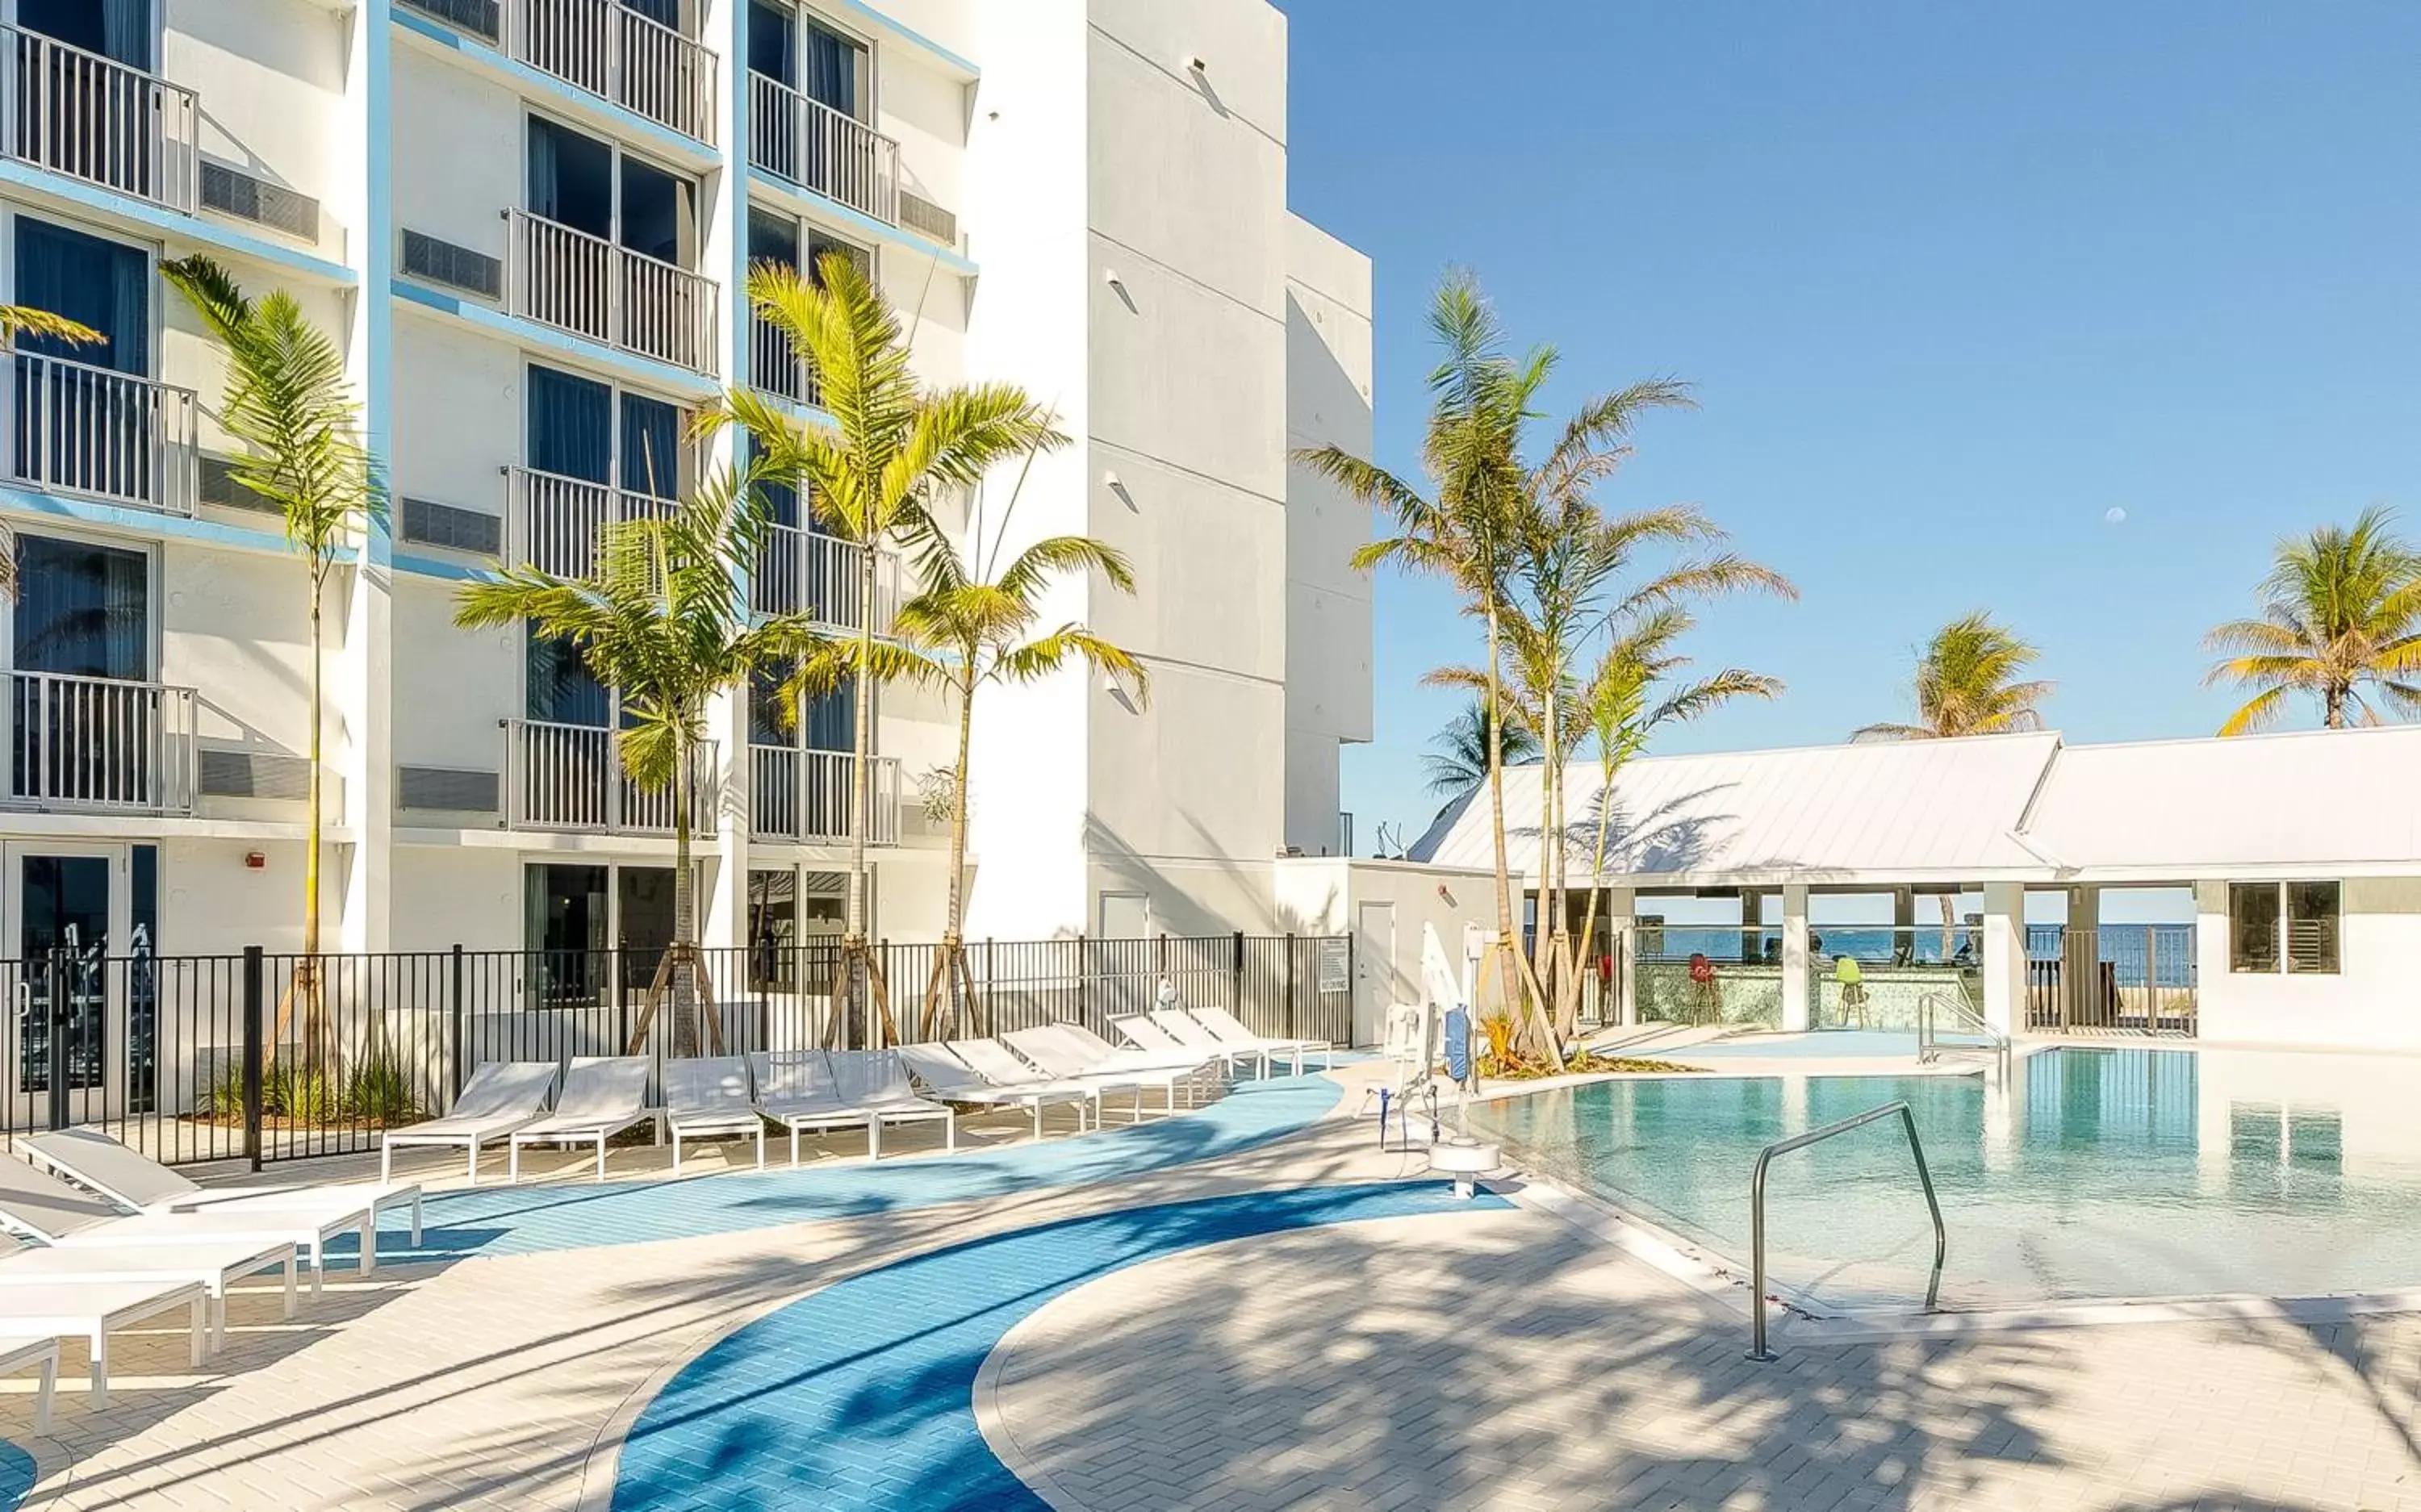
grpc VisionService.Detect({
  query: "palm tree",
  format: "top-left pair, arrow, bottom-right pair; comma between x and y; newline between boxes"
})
1854,611 -> 2052,950
858,493 -> 1148,1038
2204,507 -> 2421,733
718,253 -> 1060,1045
1423,694 -> 1537,817
0,303 -> 102,597
163,257 -> 380,1063
456,466 -> 820,1051
1563,608 -> 1781,1034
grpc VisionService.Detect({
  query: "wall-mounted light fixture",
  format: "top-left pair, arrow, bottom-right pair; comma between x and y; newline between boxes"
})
1186,55 -> 1207,73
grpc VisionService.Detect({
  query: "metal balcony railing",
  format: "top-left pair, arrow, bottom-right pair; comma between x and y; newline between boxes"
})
513,0 -> 716,143
747,73 -> 899,223
1,23 -> 199,212
506,465 -> 681,579
507,210 -> 719,376
750,308 -> 817,408
751,746 -> 899,846
751,523 -> 899,633
6,671 -> 197,815
506,717 -> 719,836
8,353 -> 199,517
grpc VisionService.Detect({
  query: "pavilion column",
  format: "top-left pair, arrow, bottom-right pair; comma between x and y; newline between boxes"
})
1980,881 -> 2027,1038
1779,883 -> 1811,1031
1603,885 -> 1637,1025
2063,884 -> 2101,1027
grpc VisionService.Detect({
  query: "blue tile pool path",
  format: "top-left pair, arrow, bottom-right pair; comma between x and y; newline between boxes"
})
343,1071 -> 1343,1263
608,1181 -> 1505,1511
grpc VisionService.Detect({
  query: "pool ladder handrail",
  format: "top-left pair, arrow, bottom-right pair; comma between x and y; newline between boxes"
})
1916,982 -> 2010,1076
1748,1099 -> 1946,1360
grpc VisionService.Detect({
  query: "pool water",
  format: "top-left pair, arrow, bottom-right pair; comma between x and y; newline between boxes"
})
1470,1046 -> 2421,1309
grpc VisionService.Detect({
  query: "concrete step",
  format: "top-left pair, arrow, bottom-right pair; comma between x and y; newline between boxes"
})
1578,1021 -> 1733,1057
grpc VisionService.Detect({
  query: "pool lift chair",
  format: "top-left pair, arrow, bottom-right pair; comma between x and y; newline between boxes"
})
1366,998 -> 1440,1151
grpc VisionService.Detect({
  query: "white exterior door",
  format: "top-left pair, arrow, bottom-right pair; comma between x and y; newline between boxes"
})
3,842 -> 133,1129
1354,900 -> 1396,1049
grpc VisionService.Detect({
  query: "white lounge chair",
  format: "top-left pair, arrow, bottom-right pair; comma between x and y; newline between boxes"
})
1144,1009 -> 1272,1076
0,1335 -> 57,1433
828,1050 -> 956,1156
0,1280 -> 204,1408
380,1061 -> 559,1184
751,1050 -> 872,1165
506,1057 -> 654,1184
947,1040 -> 1127,1127
896,1044 -> 1097,1139
663,1057 -> 766,1173
0,1157 -> 356,1301
1112,1012 -> 1252,1075
25,1127 -> 422,1269
1001,1025 -> 1205,1114
0,1231 -> 293,1354
1190,1006 -> 1335,1074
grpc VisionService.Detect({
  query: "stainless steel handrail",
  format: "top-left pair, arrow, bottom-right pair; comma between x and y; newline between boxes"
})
1917,983 -> 2010,1075
1748,1099 -> 1945,1360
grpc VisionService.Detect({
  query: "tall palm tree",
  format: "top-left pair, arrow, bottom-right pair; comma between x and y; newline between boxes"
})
456,466 -> 821,1050
0,303 -> 102,597
2204,507 -> 2421,733
1423,694 -> 1537,817
1854,611 -> 2052,950
164,257 -> 380,1064
718,253 -> 1060,1044
850,492 -> 1148,1038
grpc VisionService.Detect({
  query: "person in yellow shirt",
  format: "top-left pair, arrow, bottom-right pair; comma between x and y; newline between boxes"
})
1834,951 -> 1869,1028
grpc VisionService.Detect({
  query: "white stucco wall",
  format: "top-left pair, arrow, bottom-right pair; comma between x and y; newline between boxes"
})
2193,877 -> 2421,1051
169,0 -> 351,261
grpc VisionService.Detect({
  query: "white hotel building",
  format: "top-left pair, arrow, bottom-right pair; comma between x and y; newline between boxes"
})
0,0 -> 1374,967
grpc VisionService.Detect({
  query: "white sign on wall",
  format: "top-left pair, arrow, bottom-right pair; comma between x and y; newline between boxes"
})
1315,938 -> 1350,994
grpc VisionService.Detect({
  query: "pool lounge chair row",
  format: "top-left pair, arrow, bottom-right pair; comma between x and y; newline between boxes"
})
0,1130 -> 423,1414
1111,1005 -> 1333,1076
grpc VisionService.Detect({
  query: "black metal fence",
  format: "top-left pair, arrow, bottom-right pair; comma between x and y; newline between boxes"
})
0,933 -> 1353,1169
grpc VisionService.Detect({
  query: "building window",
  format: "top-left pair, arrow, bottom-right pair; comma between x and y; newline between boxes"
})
2227,881 -> 2339,976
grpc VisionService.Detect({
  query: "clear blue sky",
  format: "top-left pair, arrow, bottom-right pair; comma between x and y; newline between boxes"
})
1273,1 -> 2421,858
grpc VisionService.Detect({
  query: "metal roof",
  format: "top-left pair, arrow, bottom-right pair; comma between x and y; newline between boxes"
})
1407,724 -> 2421,887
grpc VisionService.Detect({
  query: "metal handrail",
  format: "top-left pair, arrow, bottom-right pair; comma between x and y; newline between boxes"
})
1748,1100 -> 1944,1360
1916,981 -> 2010,1074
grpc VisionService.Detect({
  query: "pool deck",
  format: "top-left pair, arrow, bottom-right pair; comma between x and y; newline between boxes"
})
0,1059 -> 2417,1510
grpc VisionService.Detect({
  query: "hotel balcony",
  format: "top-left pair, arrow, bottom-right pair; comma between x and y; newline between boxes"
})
750,307 -> 821,409
747,73 -> 898,224
8,353 -> 200,517
6,670 -> 197,817
506,209 -> 719,376
406,0 -> 717,144
506,465 -> 679,578
506,717 -> 719,837
0,23 -> 199,214
751,746 -> 899,846
751,522 -> 900,635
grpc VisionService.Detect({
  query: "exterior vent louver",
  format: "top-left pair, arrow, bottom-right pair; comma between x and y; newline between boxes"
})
401,230 -> 504,301
399,766 -> 500,814
199,749 -> 312,802
201,162 -> 319,241
397,0 -> 501,44
897,191 -> 957,251
400,497 -> 503,556
199,454 -> 278,514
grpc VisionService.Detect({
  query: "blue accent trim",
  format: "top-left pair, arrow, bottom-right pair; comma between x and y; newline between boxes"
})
831,0 -> 979,81
609,1184 -> 1500,1511
392,278 -> 723,400
392,10 -> 721,171
0,487 -> 296,556
392,550 -> 490,582
0,161 -> 355,287
363,0 -> 398,572
344,1073 -> 1343,1264
746,168 -> 977,278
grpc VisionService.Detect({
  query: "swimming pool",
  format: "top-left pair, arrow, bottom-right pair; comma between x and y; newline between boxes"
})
1469,1045 -> 2421,1309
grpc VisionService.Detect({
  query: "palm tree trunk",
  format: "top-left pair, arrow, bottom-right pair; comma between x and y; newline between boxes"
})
671,731 -> 697,1055
847,545 -> 876,939
300,570 -> 324,1068
1537,682 -> 1562,1016
2325,683 -> 2346,729
1482,600 -> 1556,1063
925,666 -> 976,1039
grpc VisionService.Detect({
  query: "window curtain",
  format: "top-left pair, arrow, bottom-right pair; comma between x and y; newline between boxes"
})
525,366 -> 612,482
621,0 -> 680,31
14,536 -> 146,679
526,121 -> 562,224
620,394 -> 680,499
98,0 -> 153,69
15,218 -> 145,374
747,0 -> 794,86
804,26 -> 858,115
525,630 -> 610,725
804,684 -> 854,752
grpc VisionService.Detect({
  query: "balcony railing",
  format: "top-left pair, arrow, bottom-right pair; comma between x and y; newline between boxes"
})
751,524 -> 900,633
7,671 -> 197,815
1,23 -> 199,212
8,353 -> 199,516
507,466 -> 680,578
507,210 -> 719,376
751,746 -> 900,846
513,0 -> 716,143
747,73 -> 898,223
750,308 -> 817,408
506,718 -> 718,836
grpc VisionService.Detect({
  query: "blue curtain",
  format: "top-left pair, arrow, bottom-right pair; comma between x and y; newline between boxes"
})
100,0 -> 151,69
14,536 -> 146,679
621,0 -> 679,30
805,684 -> 854,752
526,366 -> 611,482
15,218 -> 146,374
620,395 -> 679,499
805,25 -> 856,115
747,0 -> 794,86
525,631 -> 609,725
